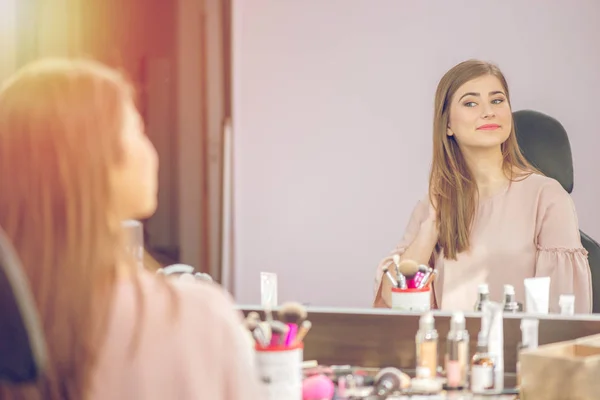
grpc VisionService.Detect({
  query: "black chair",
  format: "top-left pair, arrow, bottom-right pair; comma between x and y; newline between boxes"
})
513,109 -> 600,313
0,226 -> 47,383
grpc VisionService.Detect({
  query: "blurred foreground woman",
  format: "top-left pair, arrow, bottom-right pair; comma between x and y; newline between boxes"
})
0,59 -> 262,400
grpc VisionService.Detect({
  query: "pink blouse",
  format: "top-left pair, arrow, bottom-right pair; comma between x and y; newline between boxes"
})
91,271 -> 264,399
373,174 -> 593,313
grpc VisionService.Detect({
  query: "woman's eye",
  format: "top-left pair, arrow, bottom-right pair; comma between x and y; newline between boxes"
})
492,98 -> 505,105
463,101 -> 477,107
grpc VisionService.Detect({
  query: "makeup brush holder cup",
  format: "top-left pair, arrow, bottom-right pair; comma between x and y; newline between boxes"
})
255,344 -> 303,400
391,287 -> 431,312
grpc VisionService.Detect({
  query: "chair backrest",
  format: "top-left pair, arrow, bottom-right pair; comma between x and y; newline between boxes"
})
513,109 -> 573,193
513,110 -> 600,312
581,232 -> 600,313
0,226 -> 47,383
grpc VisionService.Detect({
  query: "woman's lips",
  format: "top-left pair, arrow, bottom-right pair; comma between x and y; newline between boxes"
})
477,124 -> 501,130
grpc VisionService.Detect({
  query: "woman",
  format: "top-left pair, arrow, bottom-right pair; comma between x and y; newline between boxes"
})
0,59 -> 262,399
373,60 -> 592,313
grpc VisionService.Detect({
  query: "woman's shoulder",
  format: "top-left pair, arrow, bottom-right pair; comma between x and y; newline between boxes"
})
513,172 -> 568,197
120,271 -> 243,333
171,276 -> 240,319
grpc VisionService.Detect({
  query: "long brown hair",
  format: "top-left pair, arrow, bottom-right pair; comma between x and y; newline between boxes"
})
0,59 -> 138,399
429,60 -> 536,260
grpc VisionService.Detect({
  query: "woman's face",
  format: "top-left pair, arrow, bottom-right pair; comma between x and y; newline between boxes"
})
111,99 -> 159,220
446,74 -> 512,150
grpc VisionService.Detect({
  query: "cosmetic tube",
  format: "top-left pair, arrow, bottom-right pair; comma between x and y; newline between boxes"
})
524,277 -> 550,314
482,301 -> 504,392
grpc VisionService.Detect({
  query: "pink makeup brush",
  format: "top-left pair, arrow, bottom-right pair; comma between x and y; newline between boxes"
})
278,302 -> 307,346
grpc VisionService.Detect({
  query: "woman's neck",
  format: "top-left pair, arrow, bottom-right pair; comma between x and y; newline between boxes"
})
462,146 -> 508,198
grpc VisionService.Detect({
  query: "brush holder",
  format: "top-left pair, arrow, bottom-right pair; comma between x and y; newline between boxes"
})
391,286 -> 431,312
255,343 -> 303,400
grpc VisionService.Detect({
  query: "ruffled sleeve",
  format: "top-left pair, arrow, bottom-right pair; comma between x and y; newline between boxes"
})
373,195 -> 432,308
535,180 -> 593,313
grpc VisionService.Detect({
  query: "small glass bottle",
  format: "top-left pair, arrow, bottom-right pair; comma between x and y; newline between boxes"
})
445,312 -> 469,389
502,284 -> 523,313
470,332 -> 495,393
416,312 -> 438,379
474,283 -> 490,311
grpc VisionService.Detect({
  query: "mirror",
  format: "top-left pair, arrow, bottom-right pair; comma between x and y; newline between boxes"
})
229,1 -> 600,314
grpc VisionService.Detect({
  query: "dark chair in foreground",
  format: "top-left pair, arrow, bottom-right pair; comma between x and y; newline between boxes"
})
0,226 -> 47,383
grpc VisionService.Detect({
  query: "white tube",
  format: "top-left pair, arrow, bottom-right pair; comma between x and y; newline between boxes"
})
482,301 -> 504,392
524,277 -> 550,314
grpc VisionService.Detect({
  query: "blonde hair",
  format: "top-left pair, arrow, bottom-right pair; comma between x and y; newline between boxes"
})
429,60 -> 537,260
0,59 -> 140,399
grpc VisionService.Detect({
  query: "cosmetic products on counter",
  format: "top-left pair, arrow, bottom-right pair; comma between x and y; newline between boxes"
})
559,294 -> 575,315
302,374 -> 335,400
387,258 -> 437,312
245,303 -> 311,400
524,276 -> 550,314
415,312 -> 438,379
371,367 -> 411,398
445,311 -> 469,390
470,331 -> 496,393
386,257 -> 437,291
516,318 -> 539,386
470,301 -> 504,394
502,284 -> 523,313
473,283 -> 490,311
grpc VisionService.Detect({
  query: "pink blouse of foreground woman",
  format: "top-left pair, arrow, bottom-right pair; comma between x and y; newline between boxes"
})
92,271 -> 263,400
373,174 -> 593,313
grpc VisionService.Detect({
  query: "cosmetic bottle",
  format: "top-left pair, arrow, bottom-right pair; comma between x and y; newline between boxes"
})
516,318 -> 539,386
415,312 -> 438,379
559,294 -> 575,316
502,284 -> 523,313
470,332 -> 495,393
474,284 -> 490,311
445,312 -> 469,389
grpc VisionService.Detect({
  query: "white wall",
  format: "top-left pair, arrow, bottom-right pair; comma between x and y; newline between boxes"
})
232,0 -> 600,308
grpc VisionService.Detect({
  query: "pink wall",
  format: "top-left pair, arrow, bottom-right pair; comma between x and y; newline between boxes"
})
232,0 -> 600,308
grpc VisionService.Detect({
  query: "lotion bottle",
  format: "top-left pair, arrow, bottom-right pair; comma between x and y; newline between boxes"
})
416,312 -> 438,379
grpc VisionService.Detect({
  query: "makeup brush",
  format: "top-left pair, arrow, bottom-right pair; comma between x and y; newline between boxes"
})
392,254 -> 402,268
416,267 -> 433,289
269,320 -> 290,347
278,302 -> 308,346
397,273 -> 408,290
419,269 -> 438,289
397,259 -> 428,278
253,321 -> 272,347
264,303 -> 274,323
372,367 -> 411,398
244,311 -> 260,331
291,320 -> 312,346
382,267 -> 398,288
